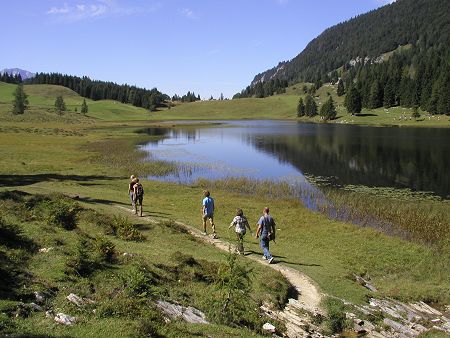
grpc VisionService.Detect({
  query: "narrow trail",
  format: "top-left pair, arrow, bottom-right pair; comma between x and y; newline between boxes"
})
118,205 -> 324,336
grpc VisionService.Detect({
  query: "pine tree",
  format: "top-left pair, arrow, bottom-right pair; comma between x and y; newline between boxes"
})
411,105 -> 420,120
81,99 -> 88,115
345,85 -> 362,115
304,95 -> 317,117
12,84 -> 29,115
55,96 -> 66,115
383,79 -> 395,108
368,80 -> 383,109
297,97 -> 306,117
337,79 -> 345,97
320,96 -> 337,121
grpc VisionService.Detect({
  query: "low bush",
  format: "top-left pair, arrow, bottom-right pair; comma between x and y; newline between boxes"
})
41,196 -> 79,230
120,264 -> 154,297
113,215 -> 145,242
94,236 -> 116,262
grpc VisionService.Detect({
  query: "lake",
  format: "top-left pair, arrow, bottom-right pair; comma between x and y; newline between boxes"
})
140,120 -> 450,199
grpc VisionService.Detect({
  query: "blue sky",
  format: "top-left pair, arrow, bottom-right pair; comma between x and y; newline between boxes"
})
1,0 -> 395,98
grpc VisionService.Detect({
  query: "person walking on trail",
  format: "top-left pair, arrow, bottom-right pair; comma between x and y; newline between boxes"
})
128,175 -> 137,212
229,208 -> 252,255
202,190 -> 217,238
133,178 -> 144,217
255,207 -> 276,264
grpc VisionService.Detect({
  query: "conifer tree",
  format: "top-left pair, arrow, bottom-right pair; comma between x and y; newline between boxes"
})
369,80 -> 383,109
304,95 -> 317,117
12,84 -> 29,115
320,96 -> 337,121
345,85 -> 362,115
81,98 -> 88,115
337,79 -> 345,97
55,96 -> 66,115
297,97 -> 306,117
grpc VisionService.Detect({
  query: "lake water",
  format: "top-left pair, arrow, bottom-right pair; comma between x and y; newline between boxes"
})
140,120 -> 450,199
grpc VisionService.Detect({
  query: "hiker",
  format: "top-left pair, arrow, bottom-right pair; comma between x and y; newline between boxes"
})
202,190 -> 217,238
255,207 -> 276,264
228,208 -> 252,255
128,175 -> 137,211
133,178 -> 144,216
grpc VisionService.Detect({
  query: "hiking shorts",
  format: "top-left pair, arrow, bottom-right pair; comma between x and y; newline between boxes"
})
202,214 -> 214,223
134,196 -> 143,205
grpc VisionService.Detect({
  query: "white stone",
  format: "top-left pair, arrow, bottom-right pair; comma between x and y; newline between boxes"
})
262,322 -> 276,333
54,312 -> 76,325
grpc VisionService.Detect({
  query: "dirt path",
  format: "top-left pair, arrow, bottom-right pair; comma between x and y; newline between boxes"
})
119,206 -> 323,336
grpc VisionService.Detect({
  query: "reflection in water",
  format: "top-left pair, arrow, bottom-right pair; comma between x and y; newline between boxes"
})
140,121 -> 449,199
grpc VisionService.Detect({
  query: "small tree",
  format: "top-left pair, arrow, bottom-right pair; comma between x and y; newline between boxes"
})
297,97 -> 306,117
12,84 -> 29,115
81,99 -> 88,115
320,96 -> 337,121
55,96 -> 66,115
411,105 -> 420,120
304,94 -> 317,117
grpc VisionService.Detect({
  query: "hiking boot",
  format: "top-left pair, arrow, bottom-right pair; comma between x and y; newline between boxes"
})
268,257 -> 274,264
202,231 -> 207,236
212,233 -> 218,239
262,256 -> 267,260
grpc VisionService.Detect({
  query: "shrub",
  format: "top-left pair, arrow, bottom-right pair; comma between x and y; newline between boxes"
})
120,264 -> 153,297
113,216 -> 145,241
94,236 -> 116,262
65,238 -> 95,277
43,198 -> 79,230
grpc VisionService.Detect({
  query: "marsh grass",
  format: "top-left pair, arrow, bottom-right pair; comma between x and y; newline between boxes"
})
195,176 -> 449,248
322,188 -> 450,246
85,137 -> 176,177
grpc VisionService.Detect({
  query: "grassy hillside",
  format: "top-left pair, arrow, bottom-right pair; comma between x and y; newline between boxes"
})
2,82 -> 448,127
0,82 -> 152,121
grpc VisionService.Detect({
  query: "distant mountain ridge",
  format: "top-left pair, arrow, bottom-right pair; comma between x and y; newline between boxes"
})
1,68 -> 35,80
247,0 -> 449,87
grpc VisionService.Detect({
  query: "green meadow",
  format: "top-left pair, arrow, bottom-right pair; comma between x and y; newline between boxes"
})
0,82 -> 449,336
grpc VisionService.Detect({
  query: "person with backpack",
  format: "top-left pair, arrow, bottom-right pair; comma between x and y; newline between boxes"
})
228,208 -> 252,255
255,207 -> 276,264
202,190 -> 217,238
133,178 -> 144,216
128,175 -> 137,212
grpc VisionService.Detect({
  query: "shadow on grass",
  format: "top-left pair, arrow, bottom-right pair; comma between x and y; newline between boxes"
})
244,250 -> 321,267
0,220 -> 37,300
75,196 -> 129,207
0,174 -> 120,188
353,113 -> 378,117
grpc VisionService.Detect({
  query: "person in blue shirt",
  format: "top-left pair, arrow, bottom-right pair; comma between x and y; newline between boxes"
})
255,207 -> 276,264
202,190 -> 217,238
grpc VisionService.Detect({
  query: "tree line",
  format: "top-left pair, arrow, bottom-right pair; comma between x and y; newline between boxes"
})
26,72 -> 169,111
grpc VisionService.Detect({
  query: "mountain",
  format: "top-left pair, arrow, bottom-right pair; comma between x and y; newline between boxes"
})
1,68 -> 35,80
236,0 -> 449,115
251,0 -> 448,85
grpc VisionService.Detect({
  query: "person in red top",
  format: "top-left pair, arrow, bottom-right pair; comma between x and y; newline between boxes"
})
128,175 -> 137,212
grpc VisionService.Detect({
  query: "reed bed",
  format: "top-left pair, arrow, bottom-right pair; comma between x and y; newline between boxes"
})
194,176 -> 449,248
85,137 -> 177,177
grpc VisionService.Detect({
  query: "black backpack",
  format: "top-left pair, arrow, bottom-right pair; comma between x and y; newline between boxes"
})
135,183 -> 144,198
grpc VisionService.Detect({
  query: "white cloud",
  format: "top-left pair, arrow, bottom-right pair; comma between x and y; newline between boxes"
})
181,8 -> 197,19
46,0 -> 157,23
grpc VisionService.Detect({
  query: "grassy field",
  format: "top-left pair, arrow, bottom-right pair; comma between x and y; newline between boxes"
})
0,81 -> 449,336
